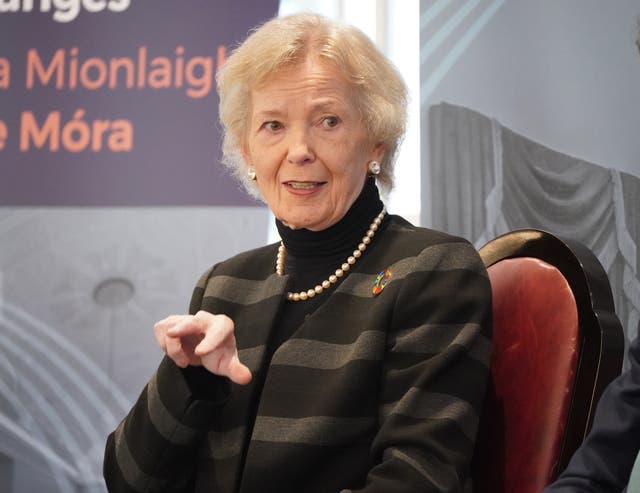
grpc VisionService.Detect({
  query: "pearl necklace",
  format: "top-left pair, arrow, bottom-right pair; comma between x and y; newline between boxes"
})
276,208 -> 386,301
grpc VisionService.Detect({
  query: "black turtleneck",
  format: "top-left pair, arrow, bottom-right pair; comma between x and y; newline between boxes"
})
269,177 -> 384,352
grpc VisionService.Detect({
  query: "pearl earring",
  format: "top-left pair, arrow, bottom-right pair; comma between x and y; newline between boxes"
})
368,161 -> 381,175
247,167 -> 257,181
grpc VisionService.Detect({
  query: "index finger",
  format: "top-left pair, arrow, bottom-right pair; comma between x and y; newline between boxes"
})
153,315 -> 185,350
166,315 -> 204,338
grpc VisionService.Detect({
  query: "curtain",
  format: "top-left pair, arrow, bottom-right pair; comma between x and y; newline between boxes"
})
429,102 -> 640,355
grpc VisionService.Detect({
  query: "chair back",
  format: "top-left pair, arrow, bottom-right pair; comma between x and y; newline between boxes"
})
472,229 -> 624,493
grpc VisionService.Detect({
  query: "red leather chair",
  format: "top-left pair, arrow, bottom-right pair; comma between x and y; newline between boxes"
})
472,229 -> 625,493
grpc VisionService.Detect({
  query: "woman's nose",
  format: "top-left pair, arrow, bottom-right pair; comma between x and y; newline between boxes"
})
286,127 -> 315,165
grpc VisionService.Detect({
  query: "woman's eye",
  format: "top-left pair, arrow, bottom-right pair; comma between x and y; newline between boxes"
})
322,116 -> 339,128
264,121 -> 283,131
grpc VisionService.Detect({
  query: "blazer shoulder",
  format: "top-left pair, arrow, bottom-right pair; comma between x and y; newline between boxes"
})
193,242 -> 280,290
386,214 -> 474,245
384,215 -> 481,265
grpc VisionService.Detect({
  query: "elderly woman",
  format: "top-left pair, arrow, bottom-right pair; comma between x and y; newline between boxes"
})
104,12 -> 492,493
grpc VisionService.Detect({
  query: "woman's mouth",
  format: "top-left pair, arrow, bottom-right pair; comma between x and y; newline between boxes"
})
284,181 -> 327,190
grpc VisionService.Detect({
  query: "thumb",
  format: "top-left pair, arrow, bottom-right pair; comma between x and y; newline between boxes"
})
227,355 -> 252,385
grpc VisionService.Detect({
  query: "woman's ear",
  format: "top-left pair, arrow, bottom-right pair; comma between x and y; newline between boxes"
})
240,141 -> 251,166
372,142 -> 386,163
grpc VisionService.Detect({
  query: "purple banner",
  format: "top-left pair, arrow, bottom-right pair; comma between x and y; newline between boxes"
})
0,0 -> 278,205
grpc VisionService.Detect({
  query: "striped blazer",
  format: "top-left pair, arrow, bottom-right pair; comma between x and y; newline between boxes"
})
104,215 -> 493,493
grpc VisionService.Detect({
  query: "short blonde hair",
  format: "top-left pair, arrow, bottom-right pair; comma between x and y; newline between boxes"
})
217,12 -> 408,196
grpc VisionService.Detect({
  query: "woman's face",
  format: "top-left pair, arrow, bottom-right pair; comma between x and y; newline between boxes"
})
242,57 -> 384,231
